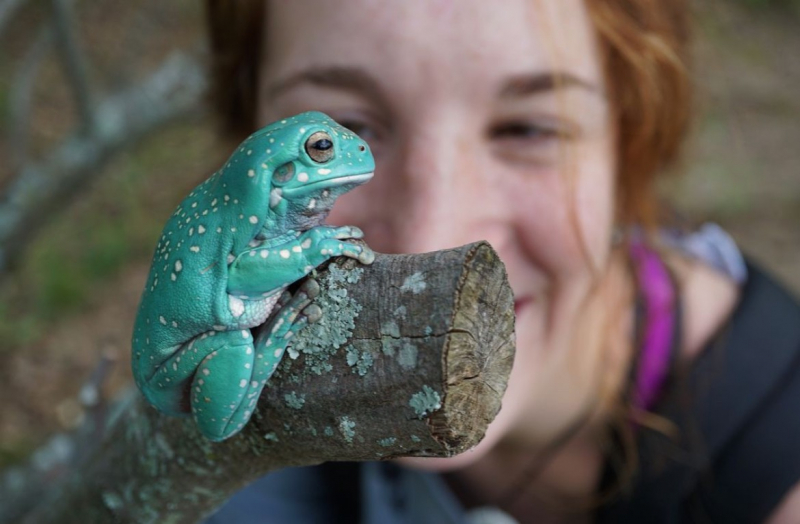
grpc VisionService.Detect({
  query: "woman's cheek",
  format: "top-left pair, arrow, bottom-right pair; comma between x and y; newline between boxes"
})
505,173 -> 586,281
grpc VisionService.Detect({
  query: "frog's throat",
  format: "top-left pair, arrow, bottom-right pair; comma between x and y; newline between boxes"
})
260,202 -> 331,236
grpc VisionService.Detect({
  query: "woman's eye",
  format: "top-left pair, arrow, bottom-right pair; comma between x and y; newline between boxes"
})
489,120 -> 577,166
489,122 -> 563,142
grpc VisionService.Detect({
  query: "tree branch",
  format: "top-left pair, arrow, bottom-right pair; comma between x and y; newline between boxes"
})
12,242 -> 515,524
8,24 -> 52,170
50,0 -> 97,134
0,0 -> 26,38
0,51 -> 208,276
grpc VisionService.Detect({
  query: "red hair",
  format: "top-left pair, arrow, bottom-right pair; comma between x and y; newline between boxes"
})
586,0 -> 692,229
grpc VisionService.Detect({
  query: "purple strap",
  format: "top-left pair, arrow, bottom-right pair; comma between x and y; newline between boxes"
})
630,242 -> 676,411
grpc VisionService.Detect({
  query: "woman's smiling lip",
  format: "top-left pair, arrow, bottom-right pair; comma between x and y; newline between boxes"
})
514,296 -> 532,316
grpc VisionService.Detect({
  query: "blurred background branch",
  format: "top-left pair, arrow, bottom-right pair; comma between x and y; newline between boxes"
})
0,0 -> 207,276
0,0 -> 27,36
0,50 -> 207,274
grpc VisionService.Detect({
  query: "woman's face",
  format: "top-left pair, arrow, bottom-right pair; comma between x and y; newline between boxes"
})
259,0 -> 616,465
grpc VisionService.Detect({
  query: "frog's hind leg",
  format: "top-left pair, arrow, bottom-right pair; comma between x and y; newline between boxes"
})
223,279 -> 322,436
143,331 -> 232,417
186,329 -> 259,441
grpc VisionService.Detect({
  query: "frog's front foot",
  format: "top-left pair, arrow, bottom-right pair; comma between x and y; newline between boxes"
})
314,237 -> 375,265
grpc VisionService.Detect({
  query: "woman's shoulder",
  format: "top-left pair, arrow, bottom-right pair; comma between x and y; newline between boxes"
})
608,223 -> 800,522
658,222 -> 799,361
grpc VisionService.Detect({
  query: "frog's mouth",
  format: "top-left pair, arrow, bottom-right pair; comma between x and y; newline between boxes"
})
275,171 -> 374,231
282,172 -> 374,198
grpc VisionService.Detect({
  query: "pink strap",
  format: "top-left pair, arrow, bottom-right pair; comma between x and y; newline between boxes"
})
630,242 -> 677,411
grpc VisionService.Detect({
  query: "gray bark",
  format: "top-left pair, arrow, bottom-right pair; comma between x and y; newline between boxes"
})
12,242 -> 515,524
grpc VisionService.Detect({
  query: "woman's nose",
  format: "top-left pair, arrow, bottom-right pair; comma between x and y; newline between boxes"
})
362,131 -> 508,255
379,133 -> 461,253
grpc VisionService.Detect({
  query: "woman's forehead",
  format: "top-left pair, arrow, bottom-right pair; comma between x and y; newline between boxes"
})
262,0 -> 604,88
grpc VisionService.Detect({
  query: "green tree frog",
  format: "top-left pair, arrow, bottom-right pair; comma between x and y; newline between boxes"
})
131,112 -> 375,441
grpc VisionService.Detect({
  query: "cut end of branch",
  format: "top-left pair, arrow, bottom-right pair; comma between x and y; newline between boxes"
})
431,241 -> 516,455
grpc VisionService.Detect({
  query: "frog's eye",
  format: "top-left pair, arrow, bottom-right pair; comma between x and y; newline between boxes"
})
305,131 -> 334,163
273,162 -> 295,184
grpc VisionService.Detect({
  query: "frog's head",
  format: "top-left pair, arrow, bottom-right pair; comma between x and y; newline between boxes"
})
259,112 -> 374,231
218,112 -> 373,252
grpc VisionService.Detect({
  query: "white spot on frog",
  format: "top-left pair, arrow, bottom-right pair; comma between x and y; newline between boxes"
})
247,169 -> 255,177
239,379 -> 247,388
292,245 -> 302,253
280,249 -> 290,259
175,260 -> 182,272
159,316 -> 167,325
318,168 -> 331,175
260,250 -> 269,259
190,246 -> 200,253
249,215 -> 258,224
270,188 -> 283,208
229,295 -> 245,318
301,238 -> 312,249
198,225 -> 206,234
297,172 -> 309,182
307,198 -> 316,210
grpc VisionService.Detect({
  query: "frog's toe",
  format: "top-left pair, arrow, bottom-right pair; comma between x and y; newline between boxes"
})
298,277 -> 320,299
358,247 -> 375,265
276,289 -> 293,308
331,225 -> 363,240
302,303 -> 323,324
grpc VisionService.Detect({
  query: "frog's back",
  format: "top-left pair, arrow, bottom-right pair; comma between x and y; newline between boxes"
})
132,170 -> 236,381
132,111 -> 355,382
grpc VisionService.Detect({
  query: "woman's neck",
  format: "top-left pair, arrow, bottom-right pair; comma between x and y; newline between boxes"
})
444,423 -> 606,524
